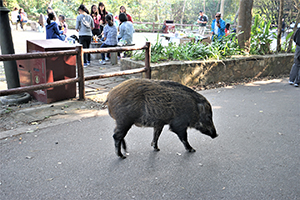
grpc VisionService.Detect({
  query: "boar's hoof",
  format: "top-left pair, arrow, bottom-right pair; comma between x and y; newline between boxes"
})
154,148 -> 160,152
119,154 -> 127,159
151,142 -> 160,151
188,148 -> 196,153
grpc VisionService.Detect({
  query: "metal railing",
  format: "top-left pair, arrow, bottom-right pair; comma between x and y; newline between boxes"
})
0,42 -> 151,101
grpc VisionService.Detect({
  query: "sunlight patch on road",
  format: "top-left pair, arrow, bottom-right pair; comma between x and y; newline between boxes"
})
245,79 -> 283,86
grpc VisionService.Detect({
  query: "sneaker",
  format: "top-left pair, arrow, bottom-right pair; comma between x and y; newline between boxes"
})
87,61 -> 90,66
99,60 -> 106,65
84,63 -> 88,67
294,83 -> 299,87
105,57 -> 110,61
289,81 -> 294,85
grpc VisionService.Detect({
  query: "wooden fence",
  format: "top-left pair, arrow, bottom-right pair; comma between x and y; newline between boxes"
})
133,22 -> 198,33
0,42 -> 151,100
65,18 -> 197,33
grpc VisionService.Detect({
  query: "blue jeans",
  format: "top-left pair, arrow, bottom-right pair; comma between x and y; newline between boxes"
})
101,43 -> 117,61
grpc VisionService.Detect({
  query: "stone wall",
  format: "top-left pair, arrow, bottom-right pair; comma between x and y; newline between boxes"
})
120,53 -> 294,86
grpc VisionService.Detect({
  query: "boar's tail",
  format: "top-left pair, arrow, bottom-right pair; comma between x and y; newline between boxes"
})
102,99 -> 108,106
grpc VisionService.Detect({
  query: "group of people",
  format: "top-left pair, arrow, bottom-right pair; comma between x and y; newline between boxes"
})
45,3 -> 134,66
45,8 -> 68,42
11,7 -> 28,30
75,3 -> 134,66
197,10 -> 230,39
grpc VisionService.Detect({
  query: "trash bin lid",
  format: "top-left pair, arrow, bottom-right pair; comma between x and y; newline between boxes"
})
27,39 -> 76,50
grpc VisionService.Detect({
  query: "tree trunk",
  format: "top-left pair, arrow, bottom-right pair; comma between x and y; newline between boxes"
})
155,0 -> 160,22
180,0 -> 187,25
48,0 -> 54,7
237,0 -> 254,50
287,0 -> 300,52
276,0 -> 284,52
220,0 -> 225,17
233,8 -> 239,25
203,0 -> 206,13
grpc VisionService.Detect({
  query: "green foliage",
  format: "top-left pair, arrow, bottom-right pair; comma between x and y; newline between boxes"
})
250,14 -> 276,55
133,24 -> 153,32
253,0 -> 298,26
281,31 -> 296,52
132,33 -> 244,63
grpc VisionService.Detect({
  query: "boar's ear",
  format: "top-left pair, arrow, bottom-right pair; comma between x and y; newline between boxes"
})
198,103 -> 205,114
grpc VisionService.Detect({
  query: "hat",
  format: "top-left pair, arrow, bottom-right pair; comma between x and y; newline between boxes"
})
199,10 -> 203,13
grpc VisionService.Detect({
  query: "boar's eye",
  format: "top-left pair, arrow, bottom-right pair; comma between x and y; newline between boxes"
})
197,103 -> 205,114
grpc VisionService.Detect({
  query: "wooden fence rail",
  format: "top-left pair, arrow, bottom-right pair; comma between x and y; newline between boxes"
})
0,42 -> 151,101
65,18 -> 197,32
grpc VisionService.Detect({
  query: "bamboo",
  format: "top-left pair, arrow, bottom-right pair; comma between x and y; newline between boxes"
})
85,68 -> 147,81
0,78 -> 79,96
0,42 -> 150,100
76,45 -> 85,100
0,49 -> 77,61
83,44 -> 148,54
145,42 -> 151,79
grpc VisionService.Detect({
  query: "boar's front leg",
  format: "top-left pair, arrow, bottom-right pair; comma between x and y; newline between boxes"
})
170,122 -> 196,152
113,124 -> 131,159
151,125 -> 164,151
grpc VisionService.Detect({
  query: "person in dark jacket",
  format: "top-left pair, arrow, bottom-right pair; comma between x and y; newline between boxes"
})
289,27 -> 300,87
46,12 -> 63,41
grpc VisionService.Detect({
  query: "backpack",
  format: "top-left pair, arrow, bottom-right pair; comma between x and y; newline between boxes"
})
20,12 -> 28,22
82,15 -> 91,29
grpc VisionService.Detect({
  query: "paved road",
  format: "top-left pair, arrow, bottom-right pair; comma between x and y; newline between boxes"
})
1,78 -> 299,199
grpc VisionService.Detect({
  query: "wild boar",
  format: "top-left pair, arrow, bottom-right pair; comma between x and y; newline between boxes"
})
106,79 -> 218,158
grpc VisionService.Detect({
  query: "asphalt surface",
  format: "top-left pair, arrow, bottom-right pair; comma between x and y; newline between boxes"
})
1,78 -> 299,200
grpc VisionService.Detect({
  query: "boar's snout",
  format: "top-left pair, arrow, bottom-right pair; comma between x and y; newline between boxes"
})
197,103 -> 218,139
211,131 -> 218,139
196,124 -> 218,139
206,127 -> 218,139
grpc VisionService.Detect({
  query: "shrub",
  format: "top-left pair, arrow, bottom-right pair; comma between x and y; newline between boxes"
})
132,33 -> 244,63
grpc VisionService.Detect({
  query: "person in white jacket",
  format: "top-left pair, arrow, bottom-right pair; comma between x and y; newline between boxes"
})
11,7 -> 19,30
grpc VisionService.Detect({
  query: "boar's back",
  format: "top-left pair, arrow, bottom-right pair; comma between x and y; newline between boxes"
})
107,79 -> 200,127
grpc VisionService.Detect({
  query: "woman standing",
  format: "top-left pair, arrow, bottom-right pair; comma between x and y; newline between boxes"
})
120,6 -> 133,23
90,5 -> 101,37
76,4 -> 94,67
98,2 -> 108,35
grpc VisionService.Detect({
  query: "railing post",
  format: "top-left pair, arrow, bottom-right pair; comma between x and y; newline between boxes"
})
145,42 -> 151,79
153,22 -> 155,33
76,45 -> 85,100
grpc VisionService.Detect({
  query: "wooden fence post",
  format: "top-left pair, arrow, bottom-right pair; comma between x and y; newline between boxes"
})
145,42 -> 151,79
76,45 -> 85,100
152,22 -> 155,33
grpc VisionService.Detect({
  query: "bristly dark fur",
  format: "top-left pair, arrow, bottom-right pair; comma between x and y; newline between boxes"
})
106,79 -> 217,158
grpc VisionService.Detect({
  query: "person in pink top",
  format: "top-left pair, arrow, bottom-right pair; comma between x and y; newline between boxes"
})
91,4 -> 101,36
120,6 -> 133,23
58,15 -> 68,35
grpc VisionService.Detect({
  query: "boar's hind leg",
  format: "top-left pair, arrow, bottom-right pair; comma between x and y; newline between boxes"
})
170,124 -> 196,152
113,124 -> 131,159
151,125 -> 164,151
